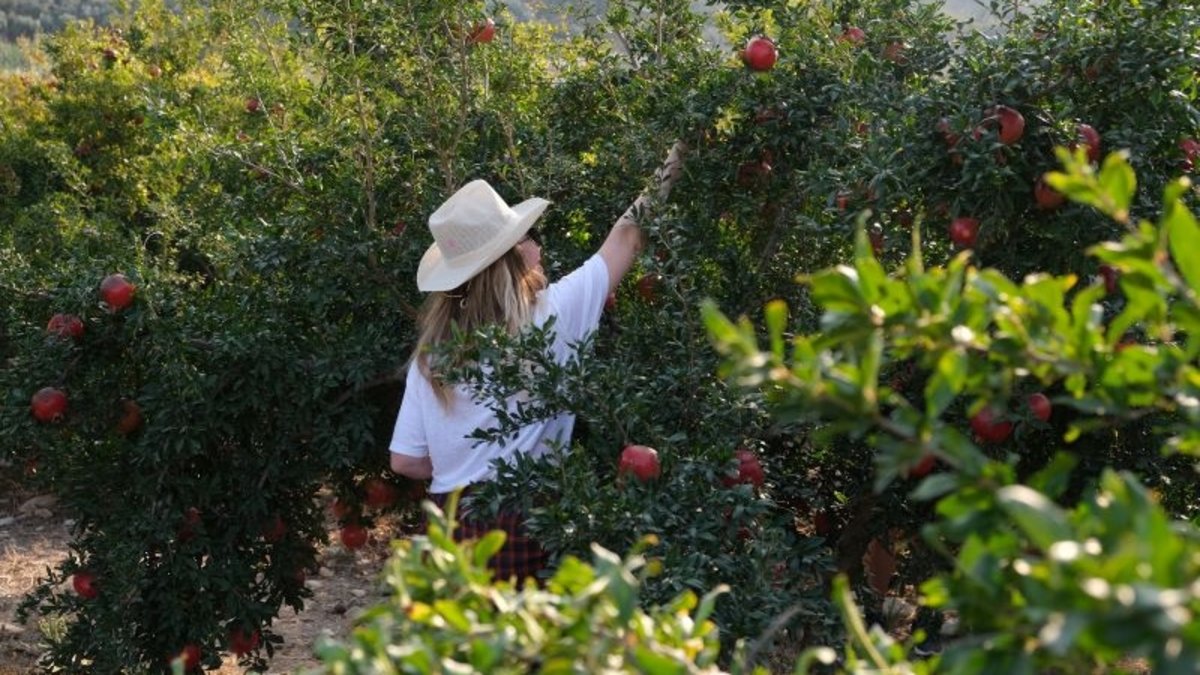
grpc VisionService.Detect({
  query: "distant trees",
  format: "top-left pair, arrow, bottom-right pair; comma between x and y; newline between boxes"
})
0,0 -> 593,42
0,1 -> 999,47
0,0 -> 114,41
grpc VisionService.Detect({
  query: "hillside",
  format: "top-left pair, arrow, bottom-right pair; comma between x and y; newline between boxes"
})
1,0 -> 1003,43
0,0 -> 1008,72
0,0 -> 114,42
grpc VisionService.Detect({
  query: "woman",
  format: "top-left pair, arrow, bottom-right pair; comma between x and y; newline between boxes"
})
389,141 -> 686,582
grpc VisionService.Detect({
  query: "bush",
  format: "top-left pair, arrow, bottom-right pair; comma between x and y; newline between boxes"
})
314,495 -> 732,674
708,152 -> 1200,671
2,0 -> 1198,669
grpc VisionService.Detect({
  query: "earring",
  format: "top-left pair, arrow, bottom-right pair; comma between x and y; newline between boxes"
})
446,281 -> 471,309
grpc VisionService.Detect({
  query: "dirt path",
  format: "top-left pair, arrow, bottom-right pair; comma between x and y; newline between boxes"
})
0,472 -> 406,674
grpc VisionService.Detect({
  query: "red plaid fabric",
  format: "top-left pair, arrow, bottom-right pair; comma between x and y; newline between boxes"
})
430,488 -> 547,584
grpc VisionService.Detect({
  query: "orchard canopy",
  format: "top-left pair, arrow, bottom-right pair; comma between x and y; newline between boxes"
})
1,0 -> 1199,673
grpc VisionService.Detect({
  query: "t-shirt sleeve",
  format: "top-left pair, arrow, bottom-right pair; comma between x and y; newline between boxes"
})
545,253 -> 610,345
389,364 -> 430,458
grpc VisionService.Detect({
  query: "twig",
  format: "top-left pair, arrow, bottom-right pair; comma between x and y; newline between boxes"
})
742,603 -> 804,669
330,368 -> 407,407
0,284 -> 52,301
654,1 -> 664,66
367,266 -> 420,318
612,27 -> 637,69
250,14 -> 284,81
209,147 -> 304,192
501,117 -> 529,196
836,578 -> 896,671
755,198 -> 790,275
451,10 -> 471,190
345,0 -> 378,231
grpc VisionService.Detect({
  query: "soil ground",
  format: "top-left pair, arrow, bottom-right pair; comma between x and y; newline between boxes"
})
0,466 -> 410,674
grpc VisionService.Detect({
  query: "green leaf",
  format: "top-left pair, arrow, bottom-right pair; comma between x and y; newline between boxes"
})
938,254 -> 970,308
860,331 -> 883,404
925,350 -> 967,418
996,485 -> 1072,550
631,646 -> 687,675
910,472 -> 960,501
547,555 -> 594,595
932,423 -> 989,476
1019,273 -> 1073,336
1107,273 -> 1166,344
907,220 -> 925,274
433,600 -> 472,632
472,530 -> 507,569
764,299 -> 788,358
1173,303 -> 1200,360
1025,453 -> 1079,500
1067,284 -> 1106,362
540,657 -> 578,675
1099,346 -> 1161,408
693,584 -> 728,628
810,266 -> 867,313
1098,151 -> 1136,221
853,226 -> 890,304
816,311 -> 877,346
1047,147 -> 1102,205
469,641 -> 501,671
427,524 -> 457,552
1164,187 -> 1200,299
700,300 -> 741,349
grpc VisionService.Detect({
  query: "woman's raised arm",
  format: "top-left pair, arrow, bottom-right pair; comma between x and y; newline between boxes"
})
598,140 -> 688,294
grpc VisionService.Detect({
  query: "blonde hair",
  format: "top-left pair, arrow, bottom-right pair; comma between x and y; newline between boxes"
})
413,248 -> 546,406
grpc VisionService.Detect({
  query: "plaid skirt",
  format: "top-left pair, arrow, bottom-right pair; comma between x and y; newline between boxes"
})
430,487 -> 547,584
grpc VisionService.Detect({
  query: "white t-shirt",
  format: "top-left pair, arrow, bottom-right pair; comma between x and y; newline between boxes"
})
389,254 -> 610,494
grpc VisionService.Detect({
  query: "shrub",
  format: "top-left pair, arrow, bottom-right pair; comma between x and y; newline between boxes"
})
314,495 -> 730,674
708,151 -> 1200,670
2,0 -> 1198,668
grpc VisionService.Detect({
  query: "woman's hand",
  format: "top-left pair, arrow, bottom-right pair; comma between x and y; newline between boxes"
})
655,140 -> 688,197
599,141 -> 689,293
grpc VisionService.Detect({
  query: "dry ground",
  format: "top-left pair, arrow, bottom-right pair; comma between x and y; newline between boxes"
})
0,468 -> 408,674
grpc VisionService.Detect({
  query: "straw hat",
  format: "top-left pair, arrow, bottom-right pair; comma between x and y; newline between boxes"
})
416,179 -> 550,292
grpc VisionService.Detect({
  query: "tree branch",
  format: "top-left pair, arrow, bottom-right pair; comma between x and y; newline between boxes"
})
331,368 -> 407,408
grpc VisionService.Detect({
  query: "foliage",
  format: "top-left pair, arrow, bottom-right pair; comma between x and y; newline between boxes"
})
0,0 -> 602,43
0,0 -> 540,669
477,0 -> 1200,651
706,152 -> 1200,671
314,495 -> 733,674
1,0 -> 1199,669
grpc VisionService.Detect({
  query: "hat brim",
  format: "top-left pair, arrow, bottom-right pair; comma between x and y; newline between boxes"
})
416,197 -> 550,292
